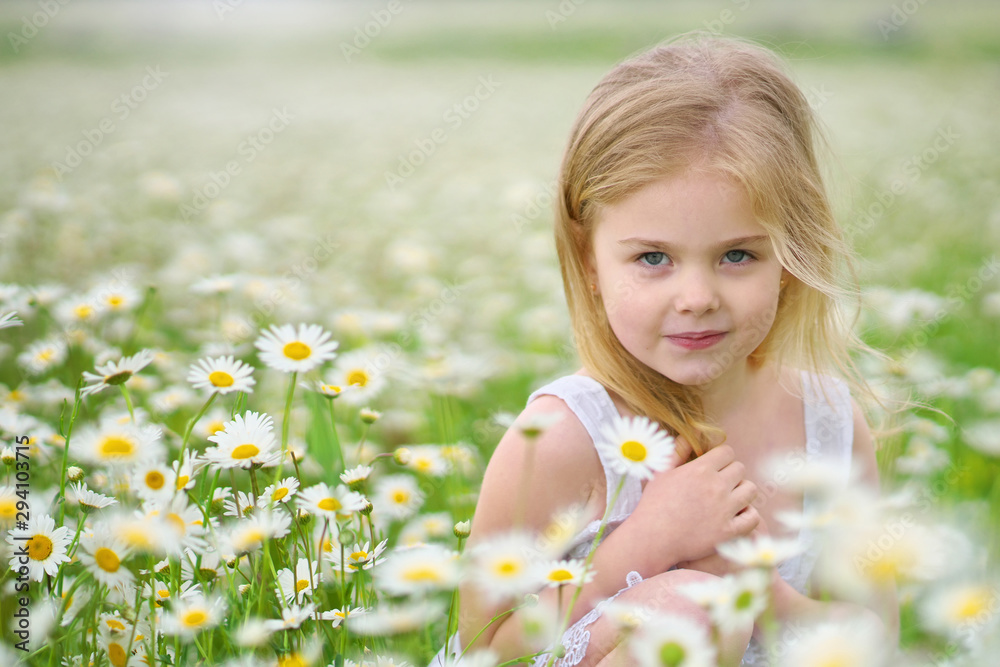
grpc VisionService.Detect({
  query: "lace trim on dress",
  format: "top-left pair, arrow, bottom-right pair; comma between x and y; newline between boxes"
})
531,571 -> 645,667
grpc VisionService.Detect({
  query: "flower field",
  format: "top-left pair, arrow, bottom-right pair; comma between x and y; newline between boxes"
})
1,1 -> 1000,665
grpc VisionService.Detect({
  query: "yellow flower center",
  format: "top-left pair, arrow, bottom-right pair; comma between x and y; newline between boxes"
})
392,491 -> 409,504
105,618 -> 127,632
176,475 -> 190,489
283,341 -> 311,360
231,444 -> 260,460
277,654 -> 306,667
0,500 -> 17,519
99,436 -> 135,458
145,471 -> 165,490
346,369 -> 369,386
121,526 -> 153,549
38,348 -> 55,362
182,610 -> 208,627
157,589 -> 171,599
208,370 -> 234,387
318,497 -> 342,512
108,295 -> 124,308
27,534 -> 54,561
107,642 -> 128,667
74,304 -> 93,319
350,550 -> 369,561
402,566 -> 443,583
207,420 -> 225,435
272,487 -> 289,501
166,512 -> 186,535
495,560 -> 519,577
952,590 -> 993,621
548,568 -> 573,582
620,440 -> 647,462
95,547 -> 121,572
295,579 -> 310,592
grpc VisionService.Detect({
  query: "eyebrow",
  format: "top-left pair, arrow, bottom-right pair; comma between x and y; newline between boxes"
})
618,235 -> 771,251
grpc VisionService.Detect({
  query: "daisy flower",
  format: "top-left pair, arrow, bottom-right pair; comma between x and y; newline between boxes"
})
404,445 -> 450,477
144,495 -> 208,554
330,348 -> 388,405
276,558 -> 322,604
255,323 -> 339,373
257,477 -> 300,508
0,311 -> 23,329
80,349 -> 155,396
512,411 -> 564,439
191,273 -> 242,295
371,474 -> 424,521
340,464 -> 373,490
78,528 -> 134,589
131,460 -> 176,503
187,355 -> 256,394
17,337 -> 68,376
160,595 -> 226,637
143,578 -> 202,609
196,408 -> 231,440
263,602 -> 317,632
109,511 -> 170,557
224,490 -> 259,518
298,482 -> 367,520
717,535 -> 802,569
5,514 -> 72,581
225,511 -> 292,556
680,569 -> 769,635
205,411 -> 281,470
778,618 -> 886,667
98,284 -> 141,314
919,581 -> 999,638
630,614 -> 717,667
536,558 -> 594,589
172,450 -> 204,492
0,486 -> 20,525
319,606 -> 366,628
69,482 -> 117,512
326,539 -> 389,573
467,532 -> 542,602
596,415 -> 675,481
71,418 -> 164,468
347,599 -> 445,636
376,544 -> 461,597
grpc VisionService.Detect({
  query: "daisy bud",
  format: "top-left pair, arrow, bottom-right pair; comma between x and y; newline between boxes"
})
523,593 -> 539,607
454,520 -> 471,539
228,558 -> 240,569
211,498 -> 227,515
239,584 -> 251,597
296,509 -> 314,529
393,447 -> 412,465
359,501 -> 374,516
338,529 -> 357,546
360,408 -> 382,424
1,447 -> 14,466
67,466 -> 85,482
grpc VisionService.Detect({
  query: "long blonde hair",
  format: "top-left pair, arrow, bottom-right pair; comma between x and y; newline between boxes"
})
555,33 -> 876,457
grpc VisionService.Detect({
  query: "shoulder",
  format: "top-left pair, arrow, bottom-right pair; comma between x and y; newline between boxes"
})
849,396 -> 880,488
470,389 -> 604,540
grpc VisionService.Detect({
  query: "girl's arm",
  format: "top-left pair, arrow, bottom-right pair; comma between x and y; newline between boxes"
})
767,399 -> 900,641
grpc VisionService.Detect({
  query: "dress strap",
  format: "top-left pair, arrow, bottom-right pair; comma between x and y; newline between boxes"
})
527,375 -> 639,519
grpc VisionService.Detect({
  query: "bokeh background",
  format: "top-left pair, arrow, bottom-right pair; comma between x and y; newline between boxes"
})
2,0 -> 1000,662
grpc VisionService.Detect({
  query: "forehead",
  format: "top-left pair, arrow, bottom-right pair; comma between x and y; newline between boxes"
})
592,170 -> 767,246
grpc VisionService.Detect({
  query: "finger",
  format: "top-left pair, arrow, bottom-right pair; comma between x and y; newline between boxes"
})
731,478 -> 758,509
702,444 -> 735,470
718,459 -> 746,490
730,504 -> 761,538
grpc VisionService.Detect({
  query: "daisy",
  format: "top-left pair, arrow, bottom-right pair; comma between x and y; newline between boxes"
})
0,311 -> 22,329
340,464 -> 373,490
225,511 -> 292,556
680,569 -> 770,635
98,284 -> 141,314
71,418 -> 164,468
172,450 -> 204,492
330,348 -> 388,405
512,411 -> 564,439
5,514 -> 72,581
160,594 -> 226,637
187,355 -> 256,394
629,614 -> 717,667
717,535 -> 802,569
404,445 -> 450,477
371,474 -> 424,521
375,544 -> 461,596
298,482 -> 367,520
191,273 -> 242,295
224,490 -> 259,518
346,599 -> 445,636
596,415 -> 675,481
78,528 -> 134,589
319,606 -> 365,628
919,581 -> 999,639
0,486 -> 20,525
276,558 -> 322,604
257,477 -> 300,509
263,602 -> 317,632
326,539 -> 389,573
109,511 -> 170,557
17,337 -> 68,376
255,323 -> 339,373
536,558 -> 594,589
130,460 -> 177,503
778,618 -> 886,667
144,495 -> 208,554
80,349 -> 155,396
467,531 -> 542,602
205,411 -> 281,470
143,578 -> 202,609
69,482 -> 117,512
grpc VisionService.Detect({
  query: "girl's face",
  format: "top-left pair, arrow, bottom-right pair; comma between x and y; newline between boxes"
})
589,170 -> 786,392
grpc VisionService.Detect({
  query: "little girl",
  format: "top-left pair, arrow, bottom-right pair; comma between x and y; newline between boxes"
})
435,33 -> 895,666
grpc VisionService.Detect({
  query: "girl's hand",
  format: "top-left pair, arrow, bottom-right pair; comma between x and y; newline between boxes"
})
629,442 -> 760,572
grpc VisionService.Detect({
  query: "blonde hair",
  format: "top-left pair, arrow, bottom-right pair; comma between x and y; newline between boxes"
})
555,33 -> 878,457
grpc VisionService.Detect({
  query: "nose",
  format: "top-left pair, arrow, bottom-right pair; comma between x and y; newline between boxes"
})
673,268 -> 720,315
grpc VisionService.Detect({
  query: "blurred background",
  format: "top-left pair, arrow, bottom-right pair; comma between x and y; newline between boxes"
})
1,0 -> 999,475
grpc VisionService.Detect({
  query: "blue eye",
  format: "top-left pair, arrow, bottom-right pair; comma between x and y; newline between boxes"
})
639,252 -> 669,266
723,250 -> 753,264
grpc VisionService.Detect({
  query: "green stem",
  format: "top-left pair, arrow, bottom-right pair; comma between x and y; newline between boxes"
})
180,392 -> 218,460
119,383 -> 136,423
456,606 -> 521,663
327,399 -> 345,472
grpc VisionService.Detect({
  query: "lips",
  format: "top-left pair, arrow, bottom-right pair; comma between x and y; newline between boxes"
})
665,330 -> 727,350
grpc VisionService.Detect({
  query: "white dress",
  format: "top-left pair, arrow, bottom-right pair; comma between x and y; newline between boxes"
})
430,370 -> 854,666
